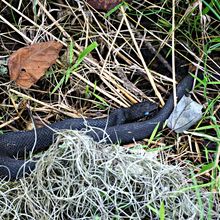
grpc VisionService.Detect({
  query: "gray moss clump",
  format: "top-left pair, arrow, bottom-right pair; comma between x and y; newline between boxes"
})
0,130 -> 219,219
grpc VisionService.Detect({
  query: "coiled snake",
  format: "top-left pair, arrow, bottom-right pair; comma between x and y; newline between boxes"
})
0,73 -> 201,180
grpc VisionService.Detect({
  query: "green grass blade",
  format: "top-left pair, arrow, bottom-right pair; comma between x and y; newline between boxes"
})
148,123 -> 160,145
65,42 -> 98,83
73,41 -> 98,69
51,75 -> 65,94
104,2 -> 124,18
159,201 -> 165,220
202,0 -> 220,20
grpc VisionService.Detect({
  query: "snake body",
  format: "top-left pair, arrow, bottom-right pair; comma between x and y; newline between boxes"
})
0,73 -> 201,180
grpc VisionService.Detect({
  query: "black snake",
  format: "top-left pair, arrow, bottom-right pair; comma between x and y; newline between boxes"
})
0,73 -> 202,180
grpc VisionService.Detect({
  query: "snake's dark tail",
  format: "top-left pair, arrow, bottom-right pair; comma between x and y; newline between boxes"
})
0,157 -> 35,180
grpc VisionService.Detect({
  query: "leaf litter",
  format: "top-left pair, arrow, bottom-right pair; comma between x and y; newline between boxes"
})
8,41 -> 63,89
167,95 -> 203,133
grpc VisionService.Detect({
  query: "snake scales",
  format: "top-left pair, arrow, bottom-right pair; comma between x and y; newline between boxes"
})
0,73 -> 202,180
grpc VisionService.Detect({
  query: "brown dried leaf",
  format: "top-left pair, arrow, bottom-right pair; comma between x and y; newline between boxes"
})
8,41 -> 63,89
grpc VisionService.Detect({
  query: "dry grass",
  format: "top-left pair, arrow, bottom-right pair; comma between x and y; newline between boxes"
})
0,0 -> 219,219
